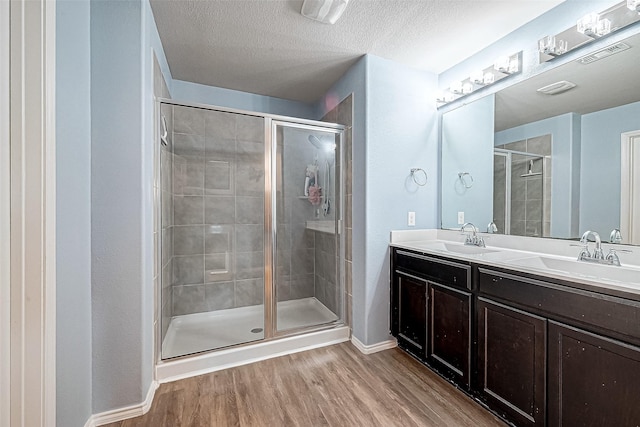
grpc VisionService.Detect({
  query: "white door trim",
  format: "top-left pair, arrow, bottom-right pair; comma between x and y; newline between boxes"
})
8,0 -> 57,425
620,130 -> 640,245
1,0 -> 11,425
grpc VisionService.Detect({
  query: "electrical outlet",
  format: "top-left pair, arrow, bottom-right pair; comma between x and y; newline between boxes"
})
457,211 -> 465,225
408,211 -> 416,226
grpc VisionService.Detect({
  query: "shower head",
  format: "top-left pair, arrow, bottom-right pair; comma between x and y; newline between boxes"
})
308,135 -> 323,149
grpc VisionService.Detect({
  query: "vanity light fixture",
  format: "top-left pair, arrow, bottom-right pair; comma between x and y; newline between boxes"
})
301,0 -> 349,24
539,35 -> 568,57
450,81 -> 463,95
435,51 -> 521,107
539,1 -> 640,63
470,71 -> 484,85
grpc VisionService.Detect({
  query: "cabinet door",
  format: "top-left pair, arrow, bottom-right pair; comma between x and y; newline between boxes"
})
393,271 -> 427,360
428,282 -> 471,388
477,298 -> 546,427
548,321 -> 640,427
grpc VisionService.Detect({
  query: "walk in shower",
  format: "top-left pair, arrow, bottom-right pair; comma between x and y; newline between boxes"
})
158,101 -> 344,359
493,134 -> 552,237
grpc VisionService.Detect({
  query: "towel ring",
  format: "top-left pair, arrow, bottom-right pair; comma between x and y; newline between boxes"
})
410,168 -> 428,186
458,172 -> 474,188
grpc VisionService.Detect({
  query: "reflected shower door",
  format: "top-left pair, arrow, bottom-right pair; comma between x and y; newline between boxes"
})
272,122 -> 343,333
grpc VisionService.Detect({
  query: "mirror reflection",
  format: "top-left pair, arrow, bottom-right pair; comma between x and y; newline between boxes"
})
441,31 -> 640,245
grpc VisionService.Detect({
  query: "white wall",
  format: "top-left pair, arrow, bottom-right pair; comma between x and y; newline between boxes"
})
56,1 -> 93,425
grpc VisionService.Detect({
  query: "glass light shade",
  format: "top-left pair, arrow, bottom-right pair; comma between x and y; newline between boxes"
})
596,18 -> 611,36
577,12 -> 599,36
483,72 -> 495,85
628,0 -> 640,13
301,0 -> 349,24
462,82 -> 473,95
494,56 -> 510,73
470,71 -> 484,85
539,35 -> 556,54
508,57 -> 519,74
444,92 -> 456,103
450,81 -> 463,94
435,92 -> 446,103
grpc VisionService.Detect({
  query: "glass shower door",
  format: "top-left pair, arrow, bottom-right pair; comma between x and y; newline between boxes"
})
160,103 -> 266,359
272,122 -> 343,333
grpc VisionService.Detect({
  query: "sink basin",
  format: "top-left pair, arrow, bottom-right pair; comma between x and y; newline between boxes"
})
416,241 -> 498,255
510,256 -> 640,286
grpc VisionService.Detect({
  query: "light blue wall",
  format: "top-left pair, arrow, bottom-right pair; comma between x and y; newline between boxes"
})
441,95 -> 495,230
316,56 -> 368,344
316,55 -> 438,346
364,55 -> 438,345
495,113 -> 581,238
172,79 -> 316,119
580,101 -> 640,235
56,1 -> 93,425
91,0 -> 148,413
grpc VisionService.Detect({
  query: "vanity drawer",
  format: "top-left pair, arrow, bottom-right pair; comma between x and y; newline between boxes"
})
479,267 -> 640,344
394,249 -> 471,290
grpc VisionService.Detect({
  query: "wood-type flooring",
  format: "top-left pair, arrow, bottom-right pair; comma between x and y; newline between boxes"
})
104,342 -> 505,427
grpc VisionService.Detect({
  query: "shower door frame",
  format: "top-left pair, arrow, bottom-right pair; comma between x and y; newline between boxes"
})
156,99 -> 346,359
268,120 -> 346,339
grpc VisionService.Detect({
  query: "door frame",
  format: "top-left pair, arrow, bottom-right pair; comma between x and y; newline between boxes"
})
621,130 -> 640,244
6,0 -> 57,425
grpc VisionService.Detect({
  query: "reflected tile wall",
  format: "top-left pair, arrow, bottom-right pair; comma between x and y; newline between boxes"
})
167,106 -> 265,316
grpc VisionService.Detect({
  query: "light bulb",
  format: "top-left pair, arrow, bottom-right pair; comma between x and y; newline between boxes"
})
450,81 -> 463,94
462,82 -> 473,95
470,71 -> 484,85
494,56 -> 510,73
483,72 -> 495,85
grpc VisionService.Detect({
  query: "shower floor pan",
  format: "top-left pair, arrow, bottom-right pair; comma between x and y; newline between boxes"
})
162,297 -> 338,359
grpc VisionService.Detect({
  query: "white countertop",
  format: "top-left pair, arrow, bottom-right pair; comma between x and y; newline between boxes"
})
390,229 -> 640,300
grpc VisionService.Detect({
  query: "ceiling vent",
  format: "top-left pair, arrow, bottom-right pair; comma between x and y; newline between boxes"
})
577,42 -> 631,64
537,80 -> 577,95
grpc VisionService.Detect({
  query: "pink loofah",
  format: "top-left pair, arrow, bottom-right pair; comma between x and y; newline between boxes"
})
308,185 -> 322,205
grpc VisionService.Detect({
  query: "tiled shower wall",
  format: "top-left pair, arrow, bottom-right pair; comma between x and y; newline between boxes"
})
495,134 -> 552,238
276,128 -> 320,303
153,55 -> 173,344
321,94 -> 353,328
167,106 -> 266,316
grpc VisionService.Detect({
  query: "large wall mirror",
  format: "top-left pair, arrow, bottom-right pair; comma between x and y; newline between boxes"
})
441,30 -> 640,245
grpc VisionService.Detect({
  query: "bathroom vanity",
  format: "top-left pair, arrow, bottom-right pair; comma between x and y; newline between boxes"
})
390,230 -> 640,427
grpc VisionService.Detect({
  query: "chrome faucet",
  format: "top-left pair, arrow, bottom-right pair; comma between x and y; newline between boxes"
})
580,230 -> 604,260
461,222 -> 485,247
487,221 -> 498,234
576,230 -> 631,266
610,228 -> 623,244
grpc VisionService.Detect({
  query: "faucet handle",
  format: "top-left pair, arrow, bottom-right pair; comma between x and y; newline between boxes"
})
610,228 -> 623,244
571,243 -> 591,260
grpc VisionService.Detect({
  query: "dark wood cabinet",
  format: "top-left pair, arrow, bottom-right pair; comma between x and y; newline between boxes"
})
477,298 -> 546,427
428,282 -> 471,388
391,270 -> 427,360
548,321 -> 640,427
391,247 -> 640,427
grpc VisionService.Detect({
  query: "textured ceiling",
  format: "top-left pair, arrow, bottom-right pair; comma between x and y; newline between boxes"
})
150,0 -> 564,103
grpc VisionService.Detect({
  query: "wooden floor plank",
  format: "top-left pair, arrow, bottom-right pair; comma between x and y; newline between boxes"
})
102,343 -> 505,427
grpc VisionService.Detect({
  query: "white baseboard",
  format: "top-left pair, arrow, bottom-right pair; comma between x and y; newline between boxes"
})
351,336 -> 397,355
85,380 -> 158,427
156,326 -> 350,384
